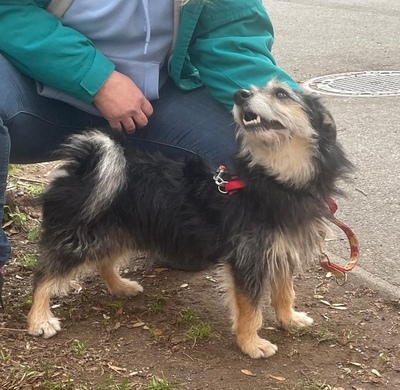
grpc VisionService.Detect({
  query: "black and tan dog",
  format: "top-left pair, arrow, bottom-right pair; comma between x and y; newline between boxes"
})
27,81 -> 353,358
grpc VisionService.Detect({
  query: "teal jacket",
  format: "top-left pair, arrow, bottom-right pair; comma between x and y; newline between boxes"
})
0,0 -> 298,110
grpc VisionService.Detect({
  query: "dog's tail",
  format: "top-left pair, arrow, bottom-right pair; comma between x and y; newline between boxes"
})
51,130 -> 127,221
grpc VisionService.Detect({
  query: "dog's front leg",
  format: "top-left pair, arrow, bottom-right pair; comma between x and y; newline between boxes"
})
270,273 -> 313,329
232,288 -> 277,358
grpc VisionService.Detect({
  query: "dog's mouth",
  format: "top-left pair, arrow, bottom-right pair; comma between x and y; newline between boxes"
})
241,111 -> 285,131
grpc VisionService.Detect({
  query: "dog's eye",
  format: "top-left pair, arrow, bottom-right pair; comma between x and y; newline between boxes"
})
275,89 -> 289,99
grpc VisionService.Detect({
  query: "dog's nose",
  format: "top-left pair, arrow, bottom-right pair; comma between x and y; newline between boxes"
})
234,89 -> 253,105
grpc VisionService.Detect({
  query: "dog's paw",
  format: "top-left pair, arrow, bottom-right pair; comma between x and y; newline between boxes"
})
238,336 -> 278,359
28,316 -> 61,339
279,311 -> 314,329
108,279 -> 143,297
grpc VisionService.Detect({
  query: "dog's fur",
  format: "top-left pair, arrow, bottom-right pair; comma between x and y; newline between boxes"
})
27,81 -> 353,358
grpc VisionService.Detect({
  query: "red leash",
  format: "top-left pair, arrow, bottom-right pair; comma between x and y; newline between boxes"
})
320,197 -> 360,285
213,167 -> 360,284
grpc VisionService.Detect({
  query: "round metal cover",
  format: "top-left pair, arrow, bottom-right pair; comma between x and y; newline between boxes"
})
302,71 -> 400,97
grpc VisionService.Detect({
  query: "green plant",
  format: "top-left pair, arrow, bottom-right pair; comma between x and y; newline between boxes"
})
146,293 -> 165,313
180,308 -> 198,323
8,164 -> 20,175
25,183 -> 45,197
3,205 -> 27,228
15,251 -> 38,270
147,375 -> 174,390
109,300 -> 124,314
27,226 -> 41,241
186,321 -> 212,346
70,339 -> 87,355
0,349 -> 10,361
96,378 -> 135,390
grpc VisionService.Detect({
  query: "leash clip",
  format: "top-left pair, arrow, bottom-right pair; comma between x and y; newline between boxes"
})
213,166 -> 228,194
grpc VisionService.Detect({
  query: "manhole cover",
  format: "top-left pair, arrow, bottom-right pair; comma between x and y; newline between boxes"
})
302,71 -> 400,97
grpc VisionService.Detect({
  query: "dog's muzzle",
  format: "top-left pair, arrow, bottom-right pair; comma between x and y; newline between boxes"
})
234,89 -> 285,131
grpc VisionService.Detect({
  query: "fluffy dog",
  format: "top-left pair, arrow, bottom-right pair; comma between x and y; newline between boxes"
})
27,81 -> 353,358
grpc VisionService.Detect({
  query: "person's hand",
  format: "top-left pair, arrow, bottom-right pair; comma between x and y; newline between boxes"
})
93,70 -> 153,133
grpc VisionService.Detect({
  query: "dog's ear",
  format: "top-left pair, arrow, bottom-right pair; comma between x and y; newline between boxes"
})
304,94 -> 337,140
320,108 -> 337,140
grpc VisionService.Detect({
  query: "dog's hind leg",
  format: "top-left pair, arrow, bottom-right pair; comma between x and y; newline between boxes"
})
97,254 -> 143,297
270,273 -> 313,329
222,265 -> 277,359
28,274 -> 68,338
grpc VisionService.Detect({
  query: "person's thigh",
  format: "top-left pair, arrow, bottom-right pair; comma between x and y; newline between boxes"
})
0,54 -> 95,164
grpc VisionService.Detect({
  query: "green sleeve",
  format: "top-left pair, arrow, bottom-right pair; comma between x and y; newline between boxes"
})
0,4 -> 115,103
189,1 -> 299,110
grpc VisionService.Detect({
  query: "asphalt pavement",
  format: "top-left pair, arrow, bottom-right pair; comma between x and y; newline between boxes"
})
264,0 -> 400,298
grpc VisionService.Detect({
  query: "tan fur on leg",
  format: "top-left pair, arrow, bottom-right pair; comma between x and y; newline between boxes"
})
270,274 -> 313,329
97,259 -> 143,297
28,277 -> 66,338
232,290 -> 277,358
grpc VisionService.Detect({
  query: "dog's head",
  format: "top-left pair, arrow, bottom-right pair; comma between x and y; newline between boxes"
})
232,80 -> 348,188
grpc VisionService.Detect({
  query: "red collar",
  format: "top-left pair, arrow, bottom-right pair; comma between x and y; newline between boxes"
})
213,165 -> 246,194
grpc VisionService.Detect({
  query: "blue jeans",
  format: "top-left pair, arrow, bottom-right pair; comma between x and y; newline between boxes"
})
0,54 -> 237,266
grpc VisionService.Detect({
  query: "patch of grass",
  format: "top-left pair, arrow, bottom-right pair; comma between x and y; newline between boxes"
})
147,375 -> 174,390
70,339 -> 87,356
25,183 -> 45,197
180,308 -> 199,323
43,378 -> 74,390
146,293 -> 165,313
0,349 -> 10,361
8,164 -> 20,175
15,251 -> 38,271
27,225 -> 41,241
186,321 -> 213,346
3,205 -> 27,228
24,294 -> 33,307
96,378 -> 136,390
109,300 -> 124,315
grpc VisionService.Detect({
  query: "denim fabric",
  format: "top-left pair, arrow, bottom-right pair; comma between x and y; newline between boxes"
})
0,121 -> 11,266
0,54 -> 238,265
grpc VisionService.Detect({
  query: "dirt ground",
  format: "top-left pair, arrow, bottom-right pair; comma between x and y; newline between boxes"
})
1,163 -> 399,390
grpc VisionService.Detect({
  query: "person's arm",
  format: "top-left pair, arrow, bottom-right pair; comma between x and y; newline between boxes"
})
0,4 -> 152,132
0,4 -> 114,103
188,0 -> 299,110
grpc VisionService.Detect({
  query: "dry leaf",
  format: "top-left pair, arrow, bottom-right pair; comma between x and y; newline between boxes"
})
320,300 -> 331,306
269,374 -> 286,381
131,321 -> 145,328
314,294 -> 325,299
107,363 -> 126,372
349,362 -> 362,367
180,283 -> 189,288
240,369 -> 256,377
371,369 -> 381,377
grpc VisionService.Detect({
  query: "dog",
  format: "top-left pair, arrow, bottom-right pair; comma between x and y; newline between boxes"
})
27,80 -> 353,359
